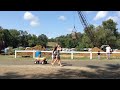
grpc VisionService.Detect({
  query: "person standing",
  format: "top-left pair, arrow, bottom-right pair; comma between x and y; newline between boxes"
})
51,45 -> 57,65
52,44 -> 63,67
106,45 -> 111,60
97,51 -> 100,60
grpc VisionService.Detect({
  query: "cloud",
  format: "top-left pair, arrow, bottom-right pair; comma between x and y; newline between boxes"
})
117,11 -> 120,17
106,16 -> 119,22
24,11 -> 39,27
58,15 -> 66,21
24,11 -> 34,21
30,21 -> 39,27
94,11 -> 108,20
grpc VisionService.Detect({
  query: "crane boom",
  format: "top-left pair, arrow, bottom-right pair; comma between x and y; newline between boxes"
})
77,11 -> 89,29
77,11 -> 95,46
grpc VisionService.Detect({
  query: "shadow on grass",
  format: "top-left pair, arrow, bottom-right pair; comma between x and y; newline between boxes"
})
0,72 -> 26,79
62,63 -> 72,66
0,69 -> 81,79
0,64 -> 120,79
105,64 -> 120,70
31,66 -> 120,79
84,64 -> 120,79
86,65 -> 100,69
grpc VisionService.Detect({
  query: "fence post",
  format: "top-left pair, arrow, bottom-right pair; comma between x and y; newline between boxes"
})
15,50 -> 16,58
33,50 -> 35,59
71,52 -> 73,59
90,51 -> 92,60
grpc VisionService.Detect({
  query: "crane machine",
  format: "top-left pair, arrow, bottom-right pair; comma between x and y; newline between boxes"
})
72,11 -> 95,46
77,11 -> 95,46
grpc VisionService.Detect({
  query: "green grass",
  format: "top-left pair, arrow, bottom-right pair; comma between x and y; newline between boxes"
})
0,55 -> 33,61
1,55 -> 120,61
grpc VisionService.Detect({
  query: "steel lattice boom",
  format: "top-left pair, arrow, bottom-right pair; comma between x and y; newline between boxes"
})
77,11 -> 95,46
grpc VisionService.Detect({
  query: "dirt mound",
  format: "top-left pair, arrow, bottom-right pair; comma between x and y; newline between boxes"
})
26,45 -> 46,51
17,45 -> 51,58
20,45 -> 45,56
92,47 -> 104,52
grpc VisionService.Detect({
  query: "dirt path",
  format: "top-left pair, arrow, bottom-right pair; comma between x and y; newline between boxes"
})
0,65 -> 95,79
0,59 -> 120,79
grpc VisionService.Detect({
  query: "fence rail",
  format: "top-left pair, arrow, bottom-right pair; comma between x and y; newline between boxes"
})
15,50 -> 120,59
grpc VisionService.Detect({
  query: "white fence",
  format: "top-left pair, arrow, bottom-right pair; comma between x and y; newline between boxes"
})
15,50 -> 120,59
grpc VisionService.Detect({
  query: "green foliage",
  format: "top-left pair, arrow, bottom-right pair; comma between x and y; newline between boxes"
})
28,34 -> 38,47
37,34 -> 48,47
0,19 -> 120,51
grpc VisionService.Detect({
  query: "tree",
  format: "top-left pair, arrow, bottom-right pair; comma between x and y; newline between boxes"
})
37,34 -> 48,47
0,26 -> 4,51
94,26 -> 106,47
9,29 -> 20,48
65,38 -> 75,48
102,19 -> 118,37
102,19 -> 118,48
19,30 -> 29,47
82,34 -> 93,48
84,24 -> 96,47
2,29 -> 13,47
28,34 -> 38,47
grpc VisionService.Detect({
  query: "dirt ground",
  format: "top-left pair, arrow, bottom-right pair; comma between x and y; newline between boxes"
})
0,55 -> 120,79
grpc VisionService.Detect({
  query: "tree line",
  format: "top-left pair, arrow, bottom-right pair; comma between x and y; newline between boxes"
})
0,27 -> 48,49
53,19 -> 120,50
0,19 -> 120,51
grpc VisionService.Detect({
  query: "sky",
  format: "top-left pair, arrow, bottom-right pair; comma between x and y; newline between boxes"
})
0,11 -> 120,39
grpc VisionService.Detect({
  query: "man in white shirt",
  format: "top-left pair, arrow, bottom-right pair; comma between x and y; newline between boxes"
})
106,45 -> 111,60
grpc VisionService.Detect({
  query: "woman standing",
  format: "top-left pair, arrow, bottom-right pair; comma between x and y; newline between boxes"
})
51,44 -> 63,67
51,45 -> 57,65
